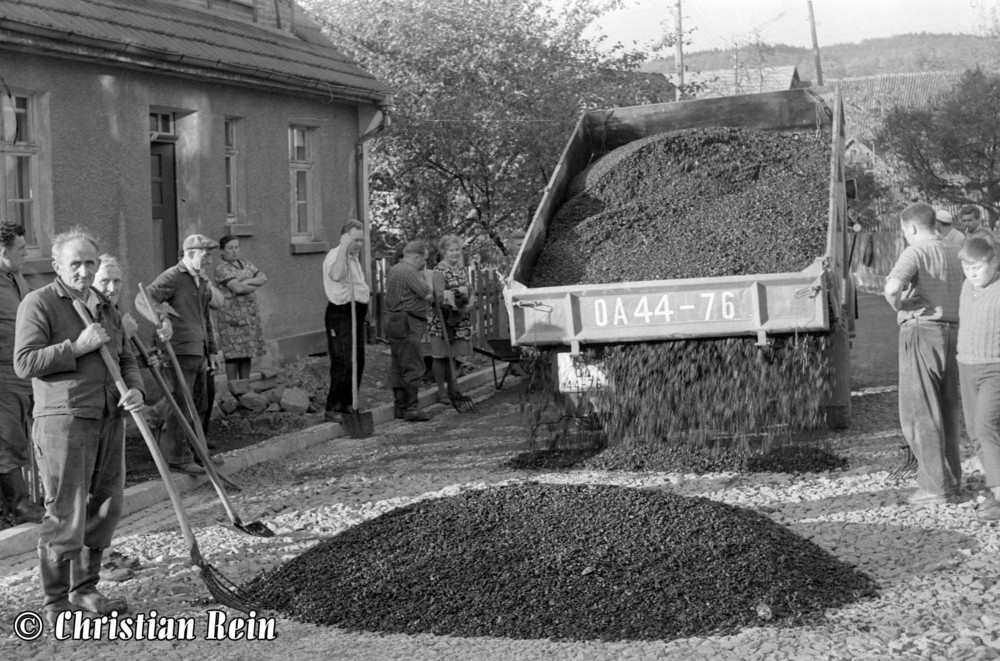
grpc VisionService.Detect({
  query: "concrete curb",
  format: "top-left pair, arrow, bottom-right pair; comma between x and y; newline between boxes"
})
0,366 -> 505,561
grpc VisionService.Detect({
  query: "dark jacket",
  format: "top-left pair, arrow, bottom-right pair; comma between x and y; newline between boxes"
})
14,278 -> 143,419
144,262 -> 217,357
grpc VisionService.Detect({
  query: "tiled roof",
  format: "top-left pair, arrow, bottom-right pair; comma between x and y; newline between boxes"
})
833,72 -> 961,143
686,65 -> 800,98
0,0 -> 391,103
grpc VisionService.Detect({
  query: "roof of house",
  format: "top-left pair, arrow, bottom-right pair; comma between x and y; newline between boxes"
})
0,0 -> 391,104
685,64 -> 801,98
833,71 -> 962,143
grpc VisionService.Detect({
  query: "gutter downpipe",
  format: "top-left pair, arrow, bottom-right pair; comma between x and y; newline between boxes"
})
355,97 -> 393,295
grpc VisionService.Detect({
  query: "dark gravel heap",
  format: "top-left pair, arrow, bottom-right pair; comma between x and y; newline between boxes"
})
245,483 -> 877,642
746,445 -> 849,474
505,447 -> 602,470
584,441 -> 847,475
529,127 -> 831,287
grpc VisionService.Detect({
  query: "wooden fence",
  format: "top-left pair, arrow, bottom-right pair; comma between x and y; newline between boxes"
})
368,259 -> 510,349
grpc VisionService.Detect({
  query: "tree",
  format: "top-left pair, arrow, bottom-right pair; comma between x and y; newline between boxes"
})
300,0 -> 660,262
877,67 -> 1000,219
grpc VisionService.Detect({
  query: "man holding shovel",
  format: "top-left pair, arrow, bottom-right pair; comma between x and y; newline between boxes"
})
386,240 -> 434,422
14,228 -> 144,628
0,221 -> 44,526
322,220 -> 369,423
137,234 -> 223,475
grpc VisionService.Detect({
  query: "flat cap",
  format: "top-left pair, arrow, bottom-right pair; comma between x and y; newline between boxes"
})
935,210 -> 953,224
182,233 -> 219,250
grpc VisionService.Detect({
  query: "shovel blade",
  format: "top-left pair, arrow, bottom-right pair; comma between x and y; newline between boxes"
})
343,410 -> 375,438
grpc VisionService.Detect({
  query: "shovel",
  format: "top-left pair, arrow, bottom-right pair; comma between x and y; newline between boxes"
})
433,294 -> 478,414
69,299 -> 260,613
341,263 -> 374,438
136,284 -> 274,538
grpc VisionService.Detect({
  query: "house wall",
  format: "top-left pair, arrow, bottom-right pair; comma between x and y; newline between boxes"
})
3,50 -> 365,365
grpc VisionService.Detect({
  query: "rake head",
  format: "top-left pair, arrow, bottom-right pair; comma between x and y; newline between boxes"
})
449,393 -> 479,414
886,444 -> 917,482
199,562 -> 263,614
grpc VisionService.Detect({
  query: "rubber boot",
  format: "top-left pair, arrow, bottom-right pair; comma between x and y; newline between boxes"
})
39,549 -> 84,629
69,547 -> 129,615
403,388 -> 430,422
0,468 -> 45,524
393,388 -> 408,419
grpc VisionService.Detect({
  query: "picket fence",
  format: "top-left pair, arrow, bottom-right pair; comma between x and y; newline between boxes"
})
368,259 -> 510,349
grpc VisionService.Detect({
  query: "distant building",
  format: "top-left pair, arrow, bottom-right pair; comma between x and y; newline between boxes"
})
0,0 -> 392,364
833,71 -> 962,166
685,65 -> 806,99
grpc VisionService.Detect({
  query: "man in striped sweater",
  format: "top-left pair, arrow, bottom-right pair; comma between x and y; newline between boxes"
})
957,232 -> 1000,520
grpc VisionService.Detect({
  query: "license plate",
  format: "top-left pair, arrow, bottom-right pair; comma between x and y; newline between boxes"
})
557,352 -> 607,393
580,288 -> 751,329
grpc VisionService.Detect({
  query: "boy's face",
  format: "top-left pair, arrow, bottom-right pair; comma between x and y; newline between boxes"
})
962,256 -> 998,289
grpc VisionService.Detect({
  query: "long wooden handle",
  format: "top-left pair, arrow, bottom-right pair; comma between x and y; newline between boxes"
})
137,283 -> 244,522
347,263 -> 359,409
70,298 -> 204,565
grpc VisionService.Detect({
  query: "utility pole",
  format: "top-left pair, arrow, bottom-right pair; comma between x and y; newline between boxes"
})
808,0 -> 824,85
674,0 -> 684,101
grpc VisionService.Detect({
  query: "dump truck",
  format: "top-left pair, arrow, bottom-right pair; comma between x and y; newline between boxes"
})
505,88 -> 855,427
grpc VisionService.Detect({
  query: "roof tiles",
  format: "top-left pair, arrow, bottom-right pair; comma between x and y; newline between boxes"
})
0,0 -> 390,102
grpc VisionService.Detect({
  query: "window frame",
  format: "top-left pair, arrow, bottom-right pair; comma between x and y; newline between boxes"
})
0,91 -> 51,259
288,124 -> 319,243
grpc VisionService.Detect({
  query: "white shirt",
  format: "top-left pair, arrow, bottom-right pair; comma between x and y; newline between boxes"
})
323,244 -> 370,304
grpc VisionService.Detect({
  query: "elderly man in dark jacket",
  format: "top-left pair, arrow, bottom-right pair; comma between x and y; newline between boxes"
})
137,233 -> 223,475
15,228 -> 144,628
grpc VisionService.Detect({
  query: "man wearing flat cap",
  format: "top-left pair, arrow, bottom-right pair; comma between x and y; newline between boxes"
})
137,233 -> 224,474
936,210 -> 965,246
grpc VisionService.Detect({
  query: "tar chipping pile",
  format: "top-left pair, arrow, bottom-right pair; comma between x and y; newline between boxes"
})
520,125 -> 838,461
244,483 -> 877,642
528,126 -> 831,288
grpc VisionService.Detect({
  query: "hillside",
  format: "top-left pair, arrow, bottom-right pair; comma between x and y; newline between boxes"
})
642,33 -> 992,81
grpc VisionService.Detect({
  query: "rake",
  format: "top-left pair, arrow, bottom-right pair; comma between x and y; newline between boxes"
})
70,299 -> 260,613
136,284 -> 274,538
432,295 -> 478,414
886,443 -> 918,482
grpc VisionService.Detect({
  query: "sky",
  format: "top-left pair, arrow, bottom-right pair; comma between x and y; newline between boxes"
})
583,0 -> 996,54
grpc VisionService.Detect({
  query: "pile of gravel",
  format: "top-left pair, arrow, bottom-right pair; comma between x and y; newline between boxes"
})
245,483 -> 877,642
529,126 -> 831,287
584,442 -> 847,475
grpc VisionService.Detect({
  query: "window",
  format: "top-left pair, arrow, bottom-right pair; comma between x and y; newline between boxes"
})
0,94 -> 44,249
288,125 -> 317,240
149,111 -> 174,139
224,117 -> 240,222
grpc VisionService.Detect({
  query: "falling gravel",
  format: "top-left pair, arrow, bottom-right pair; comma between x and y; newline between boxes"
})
528,126 -> 831,287
245,483 -> 877,642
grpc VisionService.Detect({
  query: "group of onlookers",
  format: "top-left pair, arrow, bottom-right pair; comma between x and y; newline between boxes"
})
0,221 -> 268,627
885,202 -> 1000,519
322,227 -> 478,424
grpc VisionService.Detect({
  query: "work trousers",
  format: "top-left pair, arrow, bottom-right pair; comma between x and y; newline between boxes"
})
387,311 -> 426,411
0,367 -> 31,473
325,301 -> 367,412
898,320 -> 962,496
34,414 -> 124,562
158,354 -> 210,465
959,361 -> 1000,488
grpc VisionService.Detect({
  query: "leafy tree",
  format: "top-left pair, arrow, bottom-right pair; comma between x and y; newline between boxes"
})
300,0 -> 662,262
876,67 -> 1000,220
